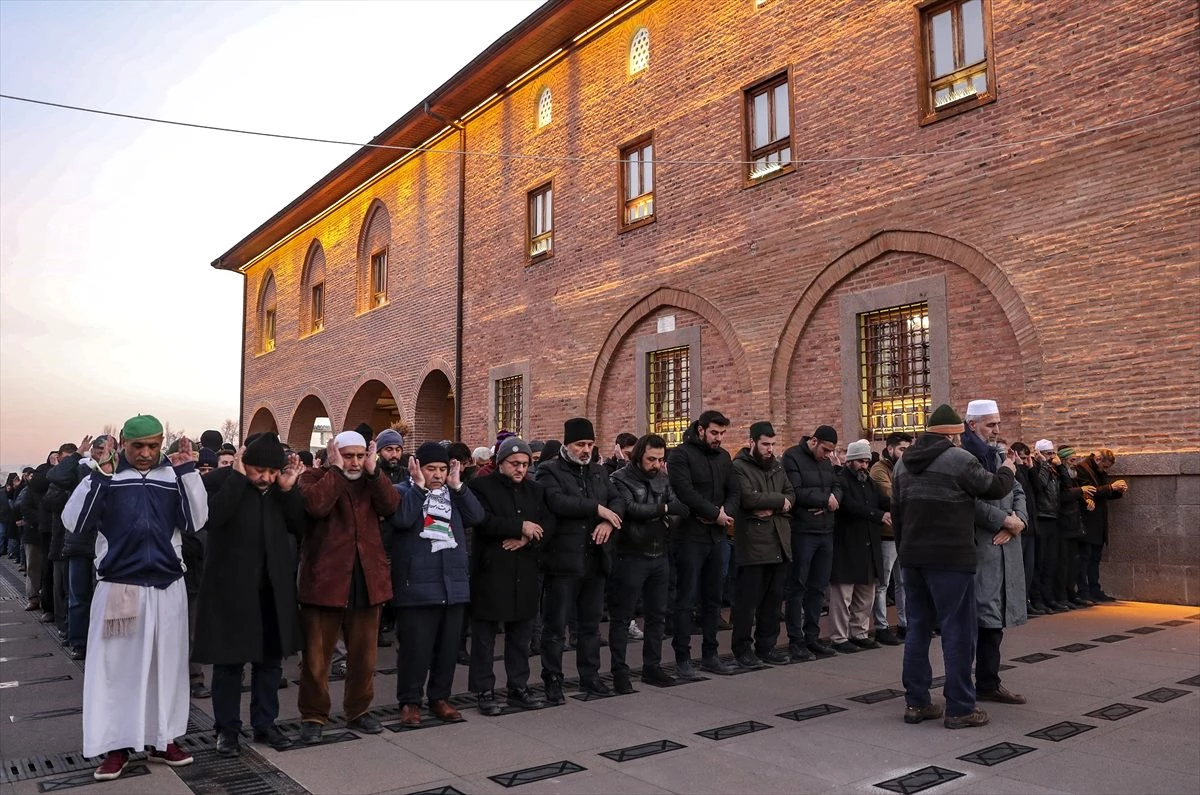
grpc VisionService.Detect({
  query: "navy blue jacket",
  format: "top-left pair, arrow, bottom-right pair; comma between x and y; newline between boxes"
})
389,481 -> 484,607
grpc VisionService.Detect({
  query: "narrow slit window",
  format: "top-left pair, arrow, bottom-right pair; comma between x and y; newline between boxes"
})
528,183 -> 553,258
370,250 -> 387,307
310,282 -> 324,332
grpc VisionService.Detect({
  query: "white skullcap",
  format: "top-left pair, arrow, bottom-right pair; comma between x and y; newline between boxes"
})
472,446 -> 491,460
334,431 -> 367,449
1035,439 -> 1055,453
966,399 -> 999,416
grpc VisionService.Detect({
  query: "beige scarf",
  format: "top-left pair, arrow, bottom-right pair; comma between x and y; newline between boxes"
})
103,583 -> 140,638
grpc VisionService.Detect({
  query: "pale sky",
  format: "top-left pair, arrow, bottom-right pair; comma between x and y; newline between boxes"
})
0,0 -> 542,469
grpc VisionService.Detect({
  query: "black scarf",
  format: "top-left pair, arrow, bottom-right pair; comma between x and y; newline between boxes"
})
961,425 -> 999,473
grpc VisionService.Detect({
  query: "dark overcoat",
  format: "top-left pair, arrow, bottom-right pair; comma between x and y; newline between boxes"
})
192,467 -> 306,664
467,472 -> 556,622
829,468 -> 888,585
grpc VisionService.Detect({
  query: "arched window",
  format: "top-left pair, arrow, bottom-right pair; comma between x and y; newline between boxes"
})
301,240 -> 326,334
629,27 -> 650,75
356,200 -> 391,312
537,87 -> 552,128
257,271 -> 277,353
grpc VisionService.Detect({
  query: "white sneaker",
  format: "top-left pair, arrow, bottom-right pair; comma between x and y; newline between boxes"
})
628,620 -> 644,640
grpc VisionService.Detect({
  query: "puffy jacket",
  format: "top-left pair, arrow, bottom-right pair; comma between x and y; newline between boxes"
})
388,481 -> 484,607
63,455 -> 208,588
730,448 -> 794,566
782,438 -> 836,535
49,456 -> 94,558
534,452 -> 613,576
609,462 -> 687,559
666,427 -> 740,544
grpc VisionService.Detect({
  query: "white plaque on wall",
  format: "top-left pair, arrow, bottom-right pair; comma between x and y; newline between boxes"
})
657,314 -> 676,333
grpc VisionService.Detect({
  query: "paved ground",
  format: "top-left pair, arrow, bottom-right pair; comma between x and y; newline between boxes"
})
1,554 -> 1197,795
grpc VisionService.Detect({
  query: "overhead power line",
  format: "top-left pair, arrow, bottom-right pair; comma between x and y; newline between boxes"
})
1,92 -> 1197,166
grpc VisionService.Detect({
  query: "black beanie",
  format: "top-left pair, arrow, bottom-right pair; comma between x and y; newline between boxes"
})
563,417 -> 596,445
242,432 -> 286,469
415,441 -> 449,466
355,423 -> 374,443
297,450 -> 314,468
200,430 -> 223,452
814,425 -> 838,444
749,421 -> 776,440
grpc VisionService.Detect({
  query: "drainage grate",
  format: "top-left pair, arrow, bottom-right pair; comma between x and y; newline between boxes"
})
173,748 -> 310,795
2,752 -> 102,783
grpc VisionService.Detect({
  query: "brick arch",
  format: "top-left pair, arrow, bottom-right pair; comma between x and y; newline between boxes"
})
412,361 -> 455,446
342,370 -> 406,434
246,403 -> 281,438
286,389 -> 338,452
768,229 -> 1043,426
585,287 -> 751,420
355,198 -> 391,258
300,239 -> 326,334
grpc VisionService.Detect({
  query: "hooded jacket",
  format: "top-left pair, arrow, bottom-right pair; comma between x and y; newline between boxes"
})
609,461 -> 688,558
892,434 -> 1014,571
666,426 -> 739,544
782,437 -> 836,535
730,448 -> 794,566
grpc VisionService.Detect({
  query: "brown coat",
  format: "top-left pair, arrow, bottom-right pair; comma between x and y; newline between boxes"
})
869,457 -> 895,539
297,467 -> 399,607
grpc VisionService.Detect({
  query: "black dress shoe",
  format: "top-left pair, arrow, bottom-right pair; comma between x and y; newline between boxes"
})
1092,591 -> 1117,602
507,687 -> 545,710
216,731 -> 240,757
832,641 -> 862,654
298,722 -> 323,745
788,644 -> 815,662
544,679 -> 565,706
346,714 -> 384,734
641,666 -> 676,686
68,646 -> 86,660
875,628 -> 901,645
735,650 -> 763,669
612,674 -> 634,695
700,655 -> 735,674
580,677 -> 611,695
253,725 -> 293,750
807,640 -> 838,658
760,648 -> 791,665
851,636 -> 881,650
477,691 -> 502,716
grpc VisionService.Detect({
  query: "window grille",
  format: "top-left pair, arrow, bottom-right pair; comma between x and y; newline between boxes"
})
647,346 -> 690,447
495,375 -> 523,436
537,88 -> 552,128
629,27 -> 650,75
858,302 -> 931,439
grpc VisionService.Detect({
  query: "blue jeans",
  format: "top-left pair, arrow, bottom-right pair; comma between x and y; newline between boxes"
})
784,532 -> 834,646
902,567 -> 977,718
671,539 -> 724,661
67,557 -> 95,650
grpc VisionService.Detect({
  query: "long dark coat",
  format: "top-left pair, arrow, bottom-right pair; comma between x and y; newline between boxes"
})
829,468 -> 888,585
192,467 -> 306,664
467,471 -> 555,622
1075,456 -> 1123,546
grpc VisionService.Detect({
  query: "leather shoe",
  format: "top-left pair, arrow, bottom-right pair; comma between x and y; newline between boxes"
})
1092,590 -> 1117,602
875,628 -> 901,646
675,659 -> 701,680
612,675 -> 634,695
477,691 -> 502,716
760,648 -> 791,665
544,679 -> 565,705
807,640 -> 838,658
700,655 -> 735,674
506,687 -> 545,710
788,644 -> 815,662
640,666 -> 676,686
976,686 -> 1026,705
347,713 -> 384,734
253,724 -> 293,750
580,677 -> 611,695
831,641 -> 862,654
216,731 -> 240,757
430,699 -> 462,722
399,704 -> 422,726
298,722 -> 323,745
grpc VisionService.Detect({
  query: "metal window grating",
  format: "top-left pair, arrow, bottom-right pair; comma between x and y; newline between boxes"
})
496,375 -> 523,436
537,87 -> 552,127
647,346 -> 690,446
629,27 -> 650,74
859,302 -> 931,439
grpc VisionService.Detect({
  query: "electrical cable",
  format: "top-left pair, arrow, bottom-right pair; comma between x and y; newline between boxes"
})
0,92 -> 1196,166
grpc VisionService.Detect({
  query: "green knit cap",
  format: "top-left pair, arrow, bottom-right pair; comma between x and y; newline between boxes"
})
1057,446 -> 1076,459
122,414 -> 163,441
926,404 -> 964,434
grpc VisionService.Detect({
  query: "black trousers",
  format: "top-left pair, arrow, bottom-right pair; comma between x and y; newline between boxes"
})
731,562 -> 786,657
395,604 -> 466,705
541,572 -> 604,683
976,626 -> 1004,692
52,559 -> 69,632
608,555 -> 668,676
468,617 -> 533,693
210,589 -> 284,734
1036,520 -> 1062,602
672,539 -> 723,661
1078,542 -> 1104,597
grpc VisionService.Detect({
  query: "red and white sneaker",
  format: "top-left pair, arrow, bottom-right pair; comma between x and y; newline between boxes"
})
148,742 -> 193,767
93,750 -> 129,781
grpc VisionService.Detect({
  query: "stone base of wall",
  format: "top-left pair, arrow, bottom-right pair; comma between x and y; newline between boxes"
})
1100,452 -> 1199,605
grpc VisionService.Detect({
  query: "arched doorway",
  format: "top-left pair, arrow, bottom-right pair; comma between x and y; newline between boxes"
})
343,379 -> 402,438
289,394 -> 333,452
414,370 -> 454,445
246,406 -> 279,437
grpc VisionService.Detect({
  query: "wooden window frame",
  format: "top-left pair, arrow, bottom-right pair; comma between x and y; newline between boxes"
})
915,0 -> 997,126
619,132 -> 656,232
310,281 -> 324,334
369,249 -> 388,308
262,307 -> 276,353
742,68 -> 795,186
527,181 -> 554,263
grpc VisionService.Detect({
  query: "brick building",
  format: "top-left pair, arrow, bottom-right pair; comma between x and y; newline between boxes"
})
212,0 -> 1200,602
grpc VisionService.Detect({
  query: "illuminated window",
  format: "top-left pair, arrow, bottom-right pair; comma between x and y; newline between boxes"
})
263,309 -> 276,352
647,346 -> 690,446
257,271 -> 277,354
301,241 -> 326,335
744,72 -> 792,181
537,87 -> 552,128
918,0 -> 995,124
858,302 -> 931,439
370,250 -> 387,307
528,183 -> 553,259
310,282 -> 324,332
629,27 -> 650,75
621,135 -> 655,228
495,375 -> 523,436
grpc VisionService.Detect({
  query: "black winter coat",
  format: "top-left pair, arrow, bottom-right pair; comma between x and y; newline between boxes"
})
830,468 -> 888,584
1075,456 -> 1122,546
534,453 -> 613,576
730,449 -> 794,566
609,463 -> 687,558
467,472 -> 555,622
49,457 -> 96,558
783,438 -> 837,535
192,468 -> 306,665
666,428 -> 739,543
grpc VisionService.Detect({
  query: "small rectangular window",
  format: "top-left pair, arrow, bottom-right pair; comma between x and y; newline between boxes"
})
495,375 -> 523,436
370,250 -> 387,306
647,346 -> 690,446
744,72 -> 792,181
621,136 -> 655,228
311,282 -> 324,332
858,302 -> 932,439
263,308 -> 276,353
528,183 -> 553,259
918,0 -> 995,124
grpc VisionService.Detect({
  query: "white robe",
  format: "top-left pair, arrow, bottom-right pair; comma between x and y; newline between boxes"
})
82,578 -> 189,757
